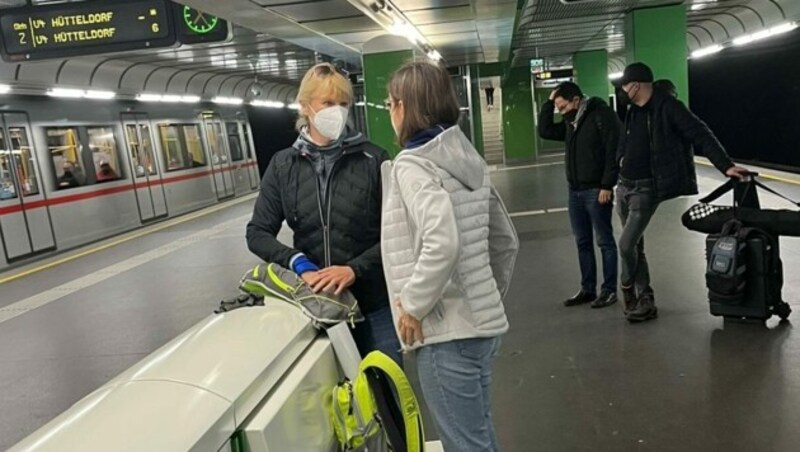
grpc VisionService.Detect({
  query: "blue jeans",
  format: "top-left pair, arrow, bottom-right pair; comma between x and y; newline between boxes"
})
568,188 -> 618,294
351,306 -> 403,366
415,337 -> 502,452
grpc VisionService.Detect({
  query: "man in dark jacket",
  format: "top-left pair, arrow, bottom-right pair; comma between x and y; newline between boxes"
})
613,62 -> 748,323
539,82 -> 622,309
247,62 -> 400,364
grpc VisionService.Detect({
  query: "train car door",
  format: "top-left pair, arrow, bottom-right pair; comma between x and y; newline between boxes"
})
225,121 -> 252,196
201,114 -> 234,200
0,112 -> 56,262
241,122 -> 260,190
121,113 -> 168,222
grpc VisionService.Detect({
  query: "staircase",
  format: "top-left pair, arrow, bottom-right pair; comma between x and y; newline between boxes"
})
480,88 -> 504,165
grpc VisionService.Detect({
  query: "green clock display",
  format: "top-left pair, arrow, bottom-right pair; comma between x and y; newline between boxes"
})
182,6 -> 218,34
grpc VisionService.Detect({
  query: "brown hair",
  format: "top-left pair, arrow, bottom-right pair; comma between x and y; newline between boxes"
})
388,61 -> 461,145
295,63 -> 354,131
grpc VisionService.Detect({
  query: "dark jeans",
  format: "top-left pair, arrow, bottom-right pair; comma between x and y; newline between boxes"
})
568,188 -> 618,294
351,305 -> 403,366
616,178 -> 660,294
485,88 -> 495,106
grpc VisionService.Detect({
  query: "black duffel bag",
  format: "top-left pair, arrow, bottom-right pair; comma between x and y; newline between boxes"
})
682,174 -> 800,237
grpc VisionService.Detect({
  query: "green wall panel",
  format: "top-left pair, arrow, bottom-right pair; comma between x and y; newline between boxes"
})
573,50 -> 611,100
502,66 -> 536,162
625,5 -> 689,103
363,50 -> 412,157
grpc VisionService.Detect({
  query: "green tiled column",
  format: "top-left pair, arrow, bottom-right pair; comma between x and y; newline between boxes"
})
362,50 -> 411,157
625,4 -> 689,103
502,65 -> 536,163
573,50 -> 611,100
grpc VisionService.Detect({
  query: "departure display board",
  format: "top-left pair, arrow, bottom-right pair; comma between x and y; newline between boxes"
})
0,0 -> 176,62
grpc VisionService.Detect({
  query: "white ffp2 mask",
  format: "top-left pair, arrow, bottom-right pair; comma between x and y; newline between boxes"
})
311,105 -> 349,140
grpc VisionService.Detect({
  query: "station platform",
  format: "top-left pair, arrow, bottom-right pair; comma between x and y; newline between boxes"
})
2,159 -> 800,451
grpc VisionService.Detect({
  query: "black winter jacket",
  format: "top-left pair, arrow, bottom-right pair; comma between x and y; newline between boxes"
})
246,132 -> 390,314
617,90 -> 734,201
538,97 -> 621,190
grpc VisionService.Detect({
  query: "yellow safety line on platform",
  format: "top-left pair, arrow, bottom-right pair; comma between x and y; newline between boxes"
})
0,194 -> 257,285
695,160 -> 800,186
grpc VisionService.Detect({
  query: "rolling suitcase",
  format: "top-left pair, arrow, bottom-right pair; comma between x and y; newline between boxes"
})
705,227 -> 791,321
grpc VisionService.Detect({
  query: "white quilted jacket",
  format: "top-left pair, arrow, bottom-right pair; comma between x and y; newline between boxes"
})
381,126 -> 519,350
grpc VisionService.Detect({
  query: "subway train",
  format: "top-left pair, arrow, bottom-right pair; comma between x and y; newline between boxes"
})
0,95 -> 263,271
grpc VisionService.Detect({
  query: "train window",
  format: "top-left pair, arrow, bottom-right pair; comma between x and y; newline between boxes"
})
226,122 -> 244,162
47,127 -> 86,190
182,125 -> 206,167
8,127 -> 40,196
125,125 -> 158,178
159,124 -> 206,171
0,130 -> 15,200
87,127 -> 122,183
205,122 -> 228,164
242,124 -> 254,159
159,125 -> 183,171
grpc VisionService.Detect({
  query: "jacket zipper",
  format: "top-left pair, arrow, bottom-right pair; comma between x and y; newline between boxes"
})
646,112 -> 658,193
302,150 -> 350,268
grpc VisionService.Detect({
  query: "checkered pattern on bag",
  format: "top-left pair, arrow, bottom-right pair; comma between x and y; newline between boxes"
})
687,203 -> 732,221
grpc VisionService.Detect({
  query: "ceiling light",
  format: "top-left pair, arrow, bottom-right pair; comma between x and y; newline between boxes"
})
48,88 -> 115,99
136,93 -> 162,102
691,44 -> 724,58
250,100 -> 285,108
84,90 -> 116,100
733,21 -> 798,46
212,96 -> 244,105
288,103 -> 300,110
427,50 -> 442,61
691,0 -> 716,11
47,88 -> 84,98
0,84 -> 11,94
180,95 -> 201,103
608,72 -> 623,80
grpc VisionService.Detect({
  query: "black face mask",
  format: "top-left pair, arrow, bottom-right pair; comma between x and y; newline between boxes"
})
616,88 -> 631,108
562,109 -> 578,122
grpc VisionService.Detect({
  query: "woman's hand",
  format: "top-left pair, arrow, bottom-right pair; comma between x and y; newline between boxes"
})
311,266 -> 356,294
396,301 -> 424,346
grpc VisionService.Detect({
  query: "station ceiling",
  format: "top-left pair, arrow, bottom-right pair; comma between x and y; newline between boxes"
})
0,0 -> 796,100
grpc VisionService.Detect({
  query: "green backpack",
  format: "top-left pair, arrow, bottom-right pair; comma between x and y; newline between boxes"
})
330,351 -> 425,452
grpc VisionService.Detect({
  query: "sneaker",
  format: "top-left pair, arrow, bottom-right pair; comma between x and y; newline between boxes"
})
591,291 -> 618,309
626,292 -> 658,323
622,287 -> 638,315
239,263 -> 364,327
564,290 -> 596,307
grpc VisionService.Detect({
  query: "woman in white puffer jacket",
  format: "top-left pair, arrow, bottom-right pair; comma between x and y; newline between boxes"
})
381,61 -> 519,452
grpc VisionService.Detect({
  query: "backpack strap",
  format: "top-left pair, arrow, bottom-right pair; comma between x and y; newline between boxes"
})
699,179 -> 735,204
753,179 -> 800,207
721,219 -> 742,236
360,352 -> 425,452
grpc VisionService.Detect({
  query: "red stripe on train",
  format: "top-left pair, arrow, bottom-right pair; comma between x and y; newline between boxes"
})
0,163 -> 256,216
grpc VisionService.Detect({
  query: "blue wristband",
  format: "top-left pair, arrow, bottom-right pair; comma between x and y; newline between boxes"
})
292,255 -> 320,275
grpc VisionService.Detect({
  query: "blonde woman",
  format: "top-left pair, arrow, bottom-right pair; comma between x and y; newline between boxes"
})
247,63 -> 401,364
382,61 -> 519,451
